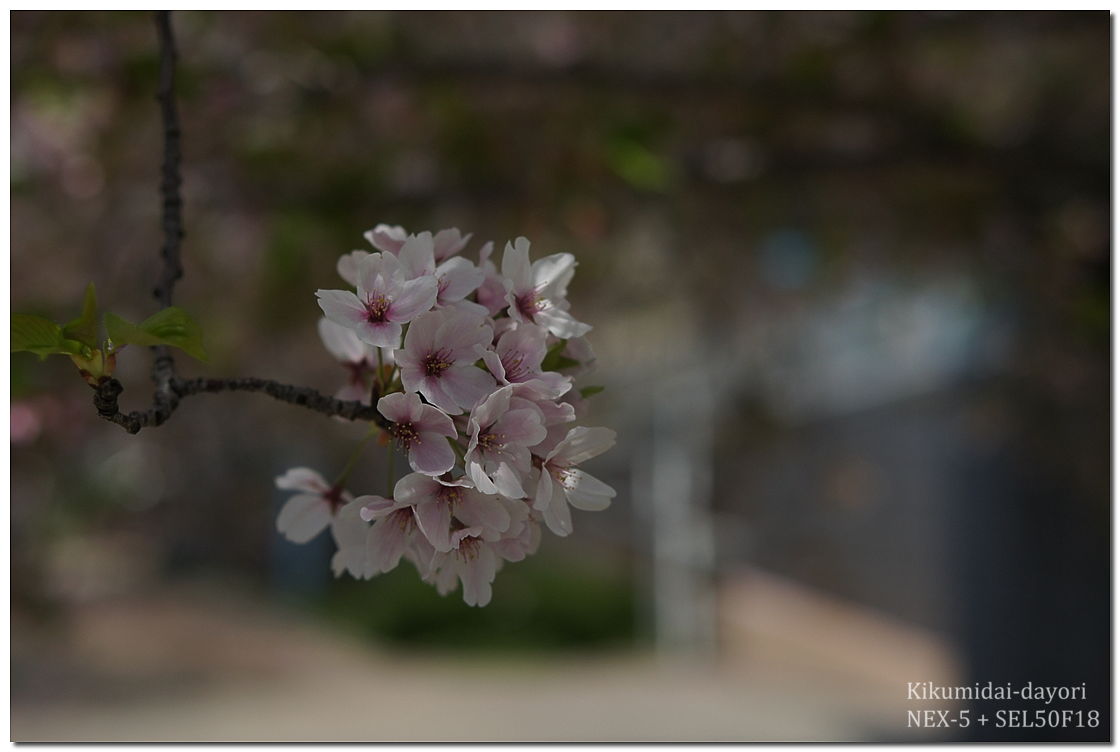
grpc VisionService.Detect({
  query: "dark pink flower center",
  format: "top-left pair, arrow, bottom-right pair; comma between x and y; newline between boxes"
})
477,430 -> 505,453
436,486 -> 463,507
323,485 -> 346,513
501,352 -> 530,382
365,294 -> 391,323
390,421 -> 420,449
388,507 -> 413,531
423,349 -> 454,378
515,292 -> 543,321
457,535 -> 482,561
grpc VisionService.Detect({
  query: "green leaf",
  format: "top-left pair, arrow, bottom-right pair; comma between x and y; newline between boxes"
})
62,283 -> 99,349
579,385 -> 605,398
105,307 -> 208,361
12,314 -> 85,358
540,339 -> 569,372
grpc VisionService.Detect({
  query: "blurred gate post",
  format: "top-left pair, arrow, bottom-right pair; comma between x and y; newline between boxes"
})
639,360 -> 719,656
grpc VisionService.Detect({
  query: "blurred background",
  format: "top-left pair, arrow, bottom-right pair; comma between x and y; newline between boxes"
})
10,10 -> 1109,742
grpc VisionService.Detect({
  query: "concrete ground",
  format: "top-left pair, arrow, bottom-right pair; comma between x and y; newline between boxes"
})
11,571 -> 961,742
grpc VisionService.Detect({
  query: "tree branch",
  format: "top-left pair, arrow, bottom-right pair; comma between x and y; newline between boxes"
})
90,12 -> 388,436
154,9 -> 184,310
94,375 -> 386,434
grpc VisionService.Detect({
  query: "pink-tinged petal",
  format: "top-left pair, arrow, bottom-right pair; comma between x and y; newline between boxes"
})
397,361 -> 426,394
562,469 -> 615,511
316,289 -> 368,328
413,497 -> 453,552
542,492 -> 573,537
531,252 -> 576,297
364,223 -> 408,254
520,373 -> 572,400
409,433 -> 456,476
492,461 -> 527,499
337,250 -> 371,287
276,494 -> 331,543
475,274 -> 507,316
534,305 -> 592,339
377,391 -> 416,424
419,376 -> 461,416
416,403 -> 456,436
398,231 -> 436,279
482,350 -> 506,383
501,237 -> 533,292
355,251 -> 391,300
467,459 -> 498,495
455,491 -> 511,533
318,317 -> 370,364
401,309 -> 440,355
367,509 -> 411,573
433,228 -> 472,262
436,309 -> 491,358
499,322 -> 548,365
492,537 -> 528,563
430,558 -> 459,595
550,426 -> 617,465
407,534 -> 438,578
478,240 -> 494,264
436,257 -> 485,302
492,407 -> 547,447
458,543 -> 498,607
442,366 -> 497,413
332,500 -> 374,578
389,276 -> 439,322
393,472 -> 439,505
353,320 -> 402,349
356,494 -> 398,522
275,467 -> 329,493
534,467 -> 553,512
443,298 -> 491,319
470,385 -> 513,432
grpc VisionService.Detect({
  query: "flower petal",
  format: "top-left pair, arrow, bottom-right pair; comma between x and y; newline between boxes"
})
409,433 -> 456,476
542,493 -> 573,537
436,257 -> 485,302
414,497 -> 453,552
492,407 -> 547,447
531,252 -> 576,297
367,510 -> 411,573
454,491 -> 511,534
500,237 -> 533,292
318,317 -> 370,364
442,365 -> 497,412
364,224 -> 408,254
492,461 -> 527,499
534,305 -> 592,339
389,276 -> 439,322
376,391 -> 414,424
275,467 -> 329,493
398,231 -> 436,279
316,289 -> 368,329
337,250 -> 371,287
417,403 -> 457,436
276,494 -> 331,543
550,426 -> 617,465
354,320 -> 403,349
433,228 -> 472,262
458,544 -> 498,607
562,469 -> 615,511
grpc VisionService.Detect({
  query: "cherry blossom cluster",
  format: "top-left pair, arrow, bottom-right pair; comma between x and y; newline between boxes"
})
274,225 -> 615,606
